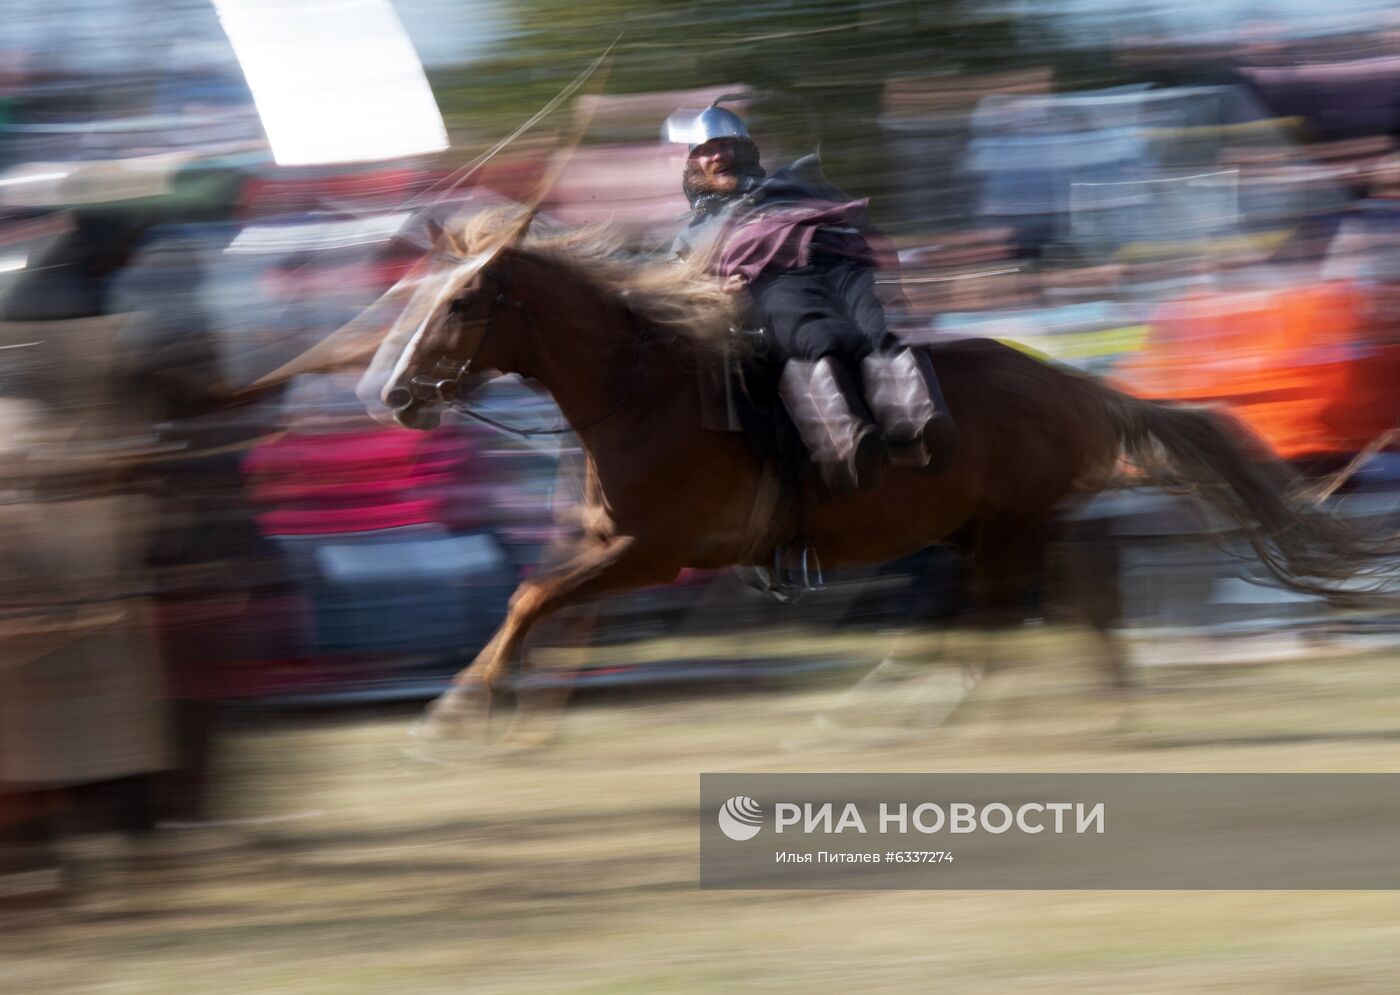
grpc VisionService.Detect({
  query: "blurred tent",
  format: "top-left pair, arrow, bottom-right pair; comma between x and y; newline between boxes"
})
962,84 -> 1349,261
1034,0 -> 1398,50
878,68 -> 1054,232
1239,56 -> 1400,142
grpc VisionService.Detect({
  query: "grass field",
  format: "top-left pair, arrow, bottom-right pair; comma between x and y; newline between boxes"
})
6,626 -> 1400,994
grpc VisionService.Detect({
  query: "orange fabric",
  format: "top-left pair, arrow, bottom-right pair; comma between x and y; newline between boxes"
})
1114,282 -> 1400,457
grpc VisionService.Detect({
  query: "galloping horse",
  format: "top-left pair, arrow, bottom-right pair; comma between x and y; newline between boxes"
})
357,207 -> 1393,736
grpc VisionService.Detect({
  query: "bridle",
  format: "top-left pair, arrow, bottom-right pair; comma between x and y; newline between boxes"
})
399,256 -> 649,440
394,258 -> 516,408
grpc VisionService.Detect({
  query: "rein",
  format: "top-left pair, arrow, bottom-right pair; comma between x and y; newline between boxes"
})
433,261 -> 649,440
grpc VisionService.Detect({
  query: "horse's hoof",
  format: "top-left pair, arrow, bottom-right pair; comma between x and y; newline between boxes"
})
409,690 -> 475,736
421,702 -> 464,738
405,683 -> 518,763
399,717 -> 457,765
490,727 -> 556,756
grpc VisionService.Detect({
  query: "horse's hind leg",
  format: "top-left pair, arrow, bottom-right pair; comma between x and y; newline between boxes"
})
1033,516 -> 1136,743
1048,517 -> 1131,694
940,517 -> 1054,723
422,535 -> 671,741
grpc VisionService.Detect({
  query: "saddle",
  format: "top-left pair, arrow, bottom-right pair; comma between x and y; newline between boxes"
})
699,325 -> 800,464
698,326 -> 825,598
698,324 -> 958,598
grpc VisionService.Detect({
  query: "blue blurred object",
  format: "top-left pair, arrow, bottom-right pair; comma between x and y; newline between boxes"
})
275,530 -> 515,657
1352,452 -> 1400,487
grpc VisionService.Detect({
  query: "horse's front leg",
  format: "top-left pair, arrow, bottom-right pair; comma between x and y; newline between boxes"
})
494,598 -> 604,751
416,627 -> 509,741
421,534 -> 673,741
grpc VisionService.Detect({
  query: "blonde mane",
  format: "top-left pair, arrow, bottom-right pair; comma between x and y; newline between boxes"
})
450,205 -> 742,350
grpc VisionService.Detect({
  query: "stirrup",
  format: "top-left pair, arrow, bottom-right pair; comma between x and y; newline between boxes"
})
775,541 -> 824,595
736,542 -> 825,604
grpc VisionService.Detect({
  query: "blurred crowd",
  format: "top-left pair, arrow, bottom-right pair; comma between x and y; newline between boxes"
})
2,1 -> 1400,905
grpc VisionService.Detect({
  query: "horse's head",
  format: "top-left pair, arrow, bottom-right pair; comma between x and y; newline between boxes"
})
357,216 -> 529,431
356,204 -> 741,432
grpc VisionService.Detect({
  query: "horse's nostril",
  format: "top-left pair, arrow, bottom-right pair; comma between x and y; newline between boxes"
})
385,386 -> 412,409
409,375 -> 458,403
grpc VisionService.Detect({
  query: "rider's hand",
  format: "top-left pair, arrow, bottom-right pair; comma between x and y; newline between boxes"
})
720,274 -> 747,295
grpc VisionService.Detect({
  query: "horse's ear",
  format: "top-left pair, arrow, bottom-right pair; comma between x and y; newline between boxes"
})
426,217 -> 468,257
502,206 -> 536,249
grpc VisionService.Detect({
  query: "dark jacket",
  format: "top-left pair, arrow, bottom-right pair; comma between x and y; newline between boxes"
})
670,155 -> 897,281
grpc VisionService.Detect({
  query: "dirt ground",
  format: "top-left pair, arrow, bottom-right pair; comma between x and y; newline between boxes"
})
7,625 -> 1400,994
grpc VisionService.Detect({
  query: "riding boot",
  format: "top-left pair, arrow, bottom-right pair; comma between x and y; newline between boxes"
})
861,348 -> 958,473
778,357 -> 884,494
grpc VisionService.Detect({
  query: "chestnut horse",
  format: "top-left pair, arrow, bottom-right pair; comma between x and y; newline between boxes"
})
356,209 -> 1393,737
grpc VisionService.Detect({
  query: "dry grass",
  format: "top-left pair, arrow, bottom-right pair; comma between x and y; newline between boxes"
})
6,626 -> 1400,994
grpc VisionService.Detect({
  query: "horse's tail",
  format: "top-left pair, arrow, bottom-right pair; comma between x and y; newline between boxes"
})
1103,391 -> 1399,599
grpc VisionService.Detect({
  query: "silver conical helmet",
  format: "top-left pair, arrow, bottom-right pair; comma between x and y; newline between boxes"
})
663,104 -> 751,150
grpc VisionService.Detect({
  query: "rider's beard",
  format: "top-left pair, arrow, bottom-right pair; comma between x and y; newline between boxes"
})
682,142 -> 764,211
683,159 -> 739,200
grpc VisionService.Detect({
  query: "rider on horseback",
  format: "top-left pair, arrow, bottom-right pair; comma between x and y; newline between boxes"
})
667,102 -> 956,492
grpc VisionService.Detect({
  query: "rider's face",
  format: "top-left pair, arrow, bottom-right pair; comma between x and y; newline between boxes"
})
685,138 -> 747,196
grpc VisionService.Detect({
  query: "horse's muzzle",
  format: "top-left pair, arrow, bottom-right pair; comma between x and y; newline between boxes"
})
386,376 -> 459,410
383,370 -> 490,430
